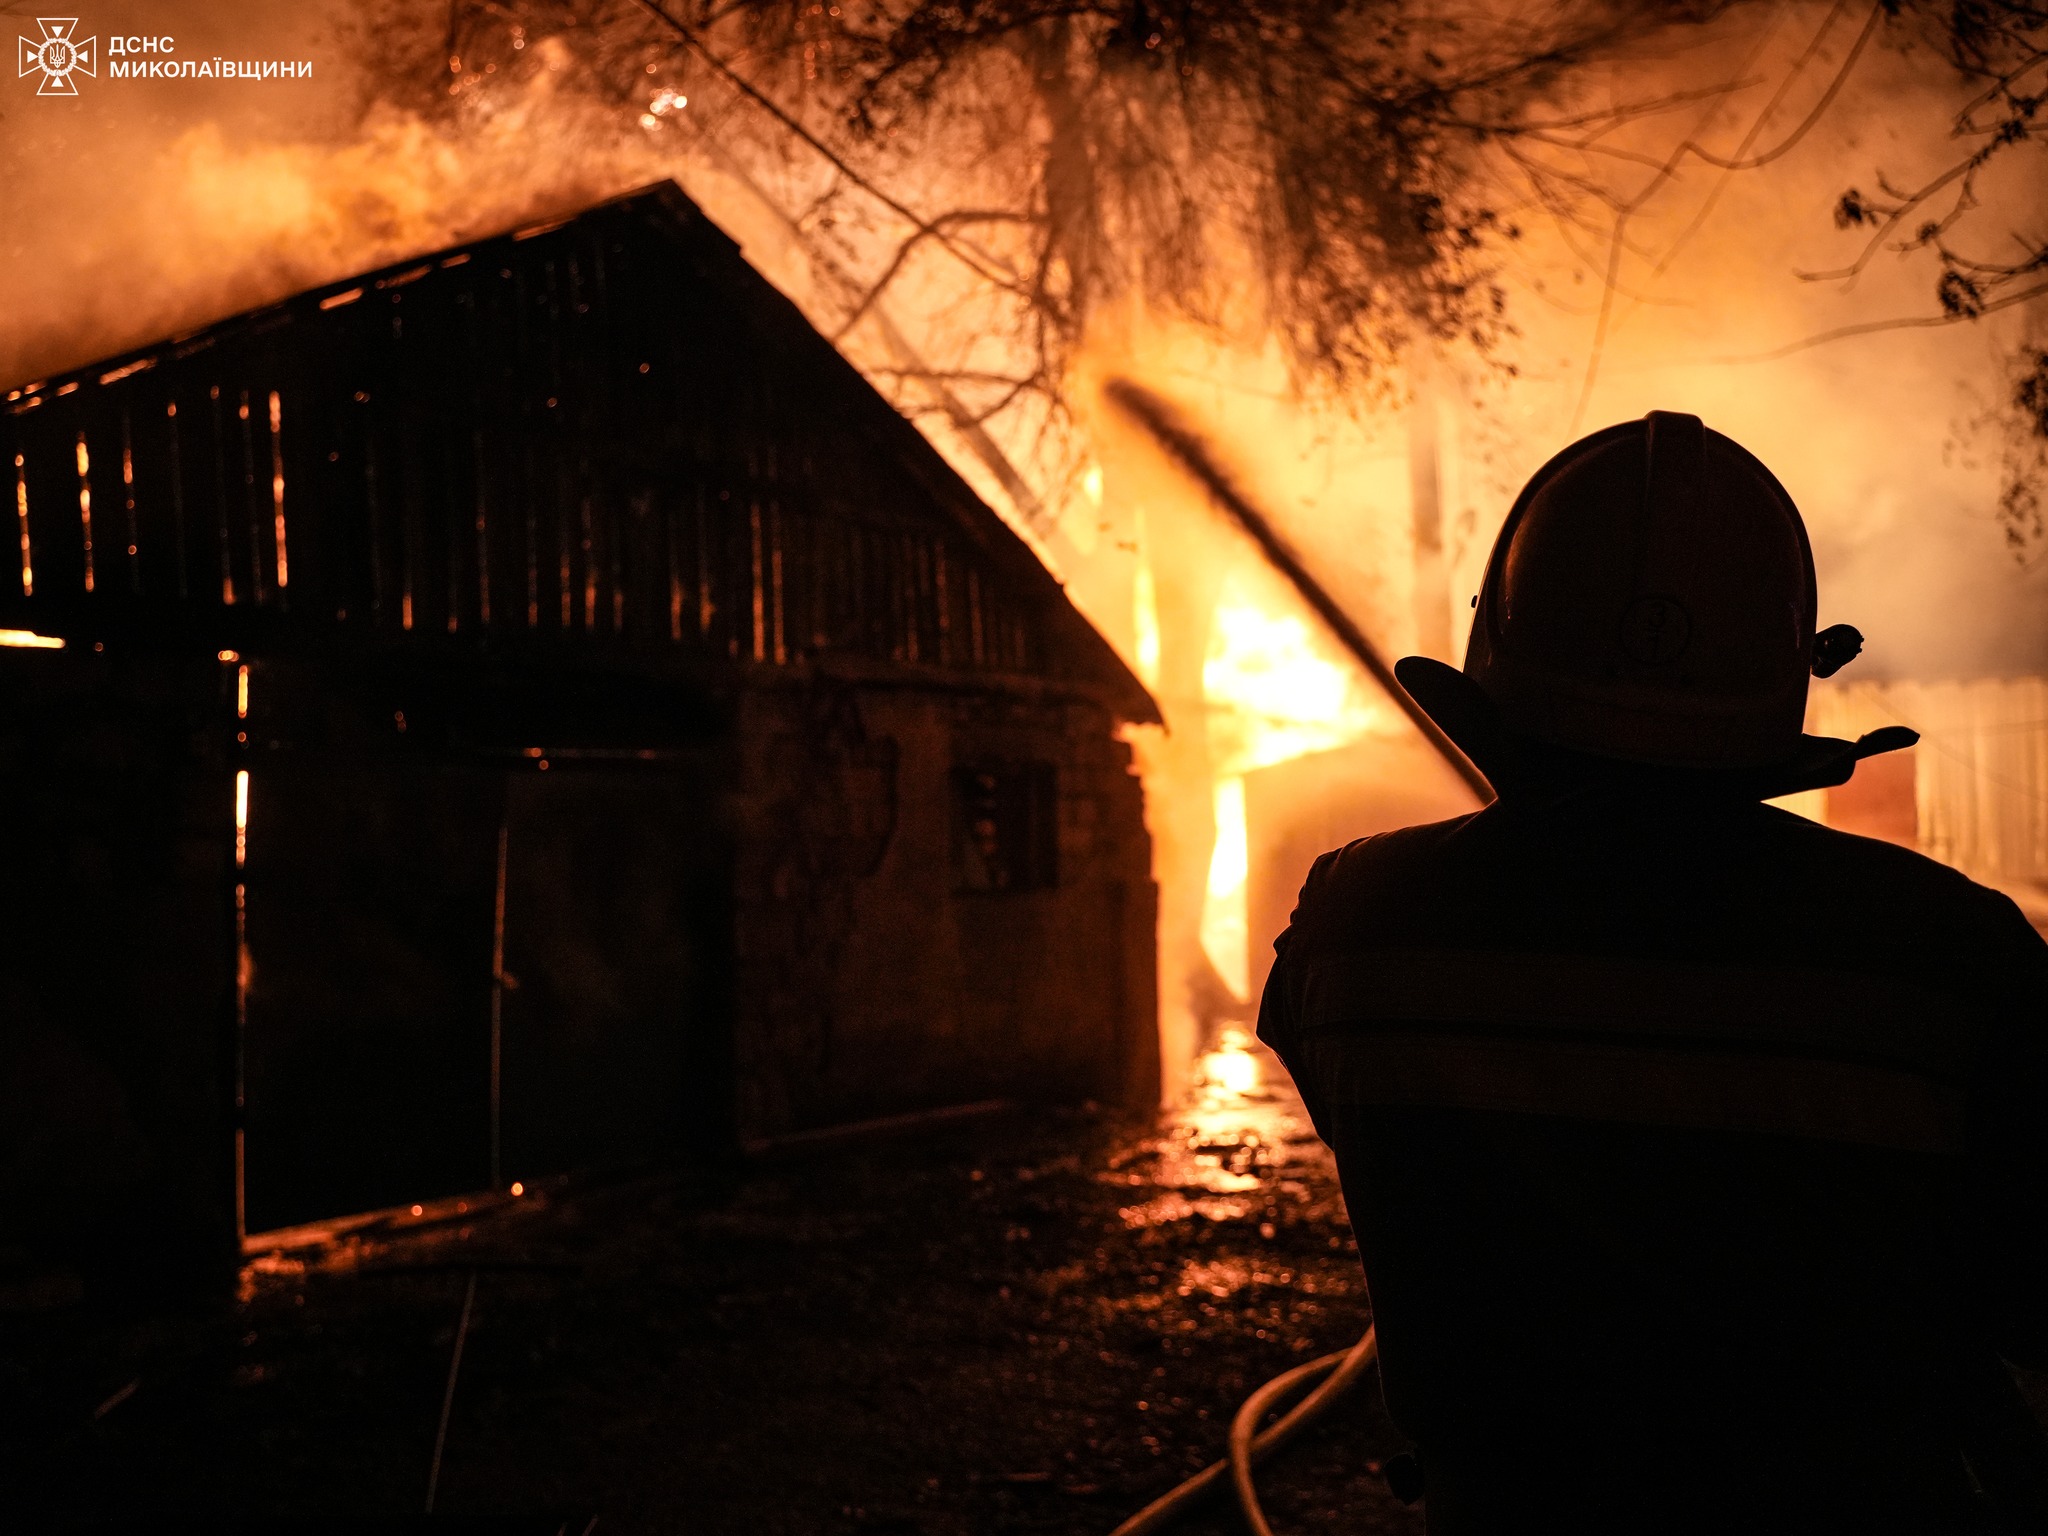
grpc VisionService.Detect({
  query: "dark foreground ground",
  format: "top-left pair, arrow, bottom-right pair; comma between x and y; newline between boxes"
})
5,1047 -> 1425,1535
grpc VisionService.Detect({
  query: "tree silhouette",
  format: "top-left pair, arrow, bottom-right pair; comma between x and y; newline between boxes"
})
348,1 -> 2048,541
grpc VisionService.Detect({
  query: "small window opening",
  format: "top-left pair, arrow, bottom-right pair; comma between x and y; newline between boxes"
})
952,762 -> 1058,893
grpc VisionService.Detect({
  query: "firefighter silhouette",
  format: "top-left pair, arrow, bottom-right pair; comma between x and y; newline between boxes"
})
1260,412 -> 2048,1534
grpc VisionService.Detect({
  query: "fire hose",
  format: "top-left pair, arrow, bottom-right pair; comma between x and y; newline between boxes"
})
1108,1324 -> 1379,1536
1101,1324 -> 2048,1535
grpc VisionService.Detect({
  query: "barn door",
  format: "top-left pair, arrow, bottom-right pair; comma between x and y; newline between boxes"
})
496,765 -> 728,1185
240,753 -> 726,1234
240,760 -> 500,1234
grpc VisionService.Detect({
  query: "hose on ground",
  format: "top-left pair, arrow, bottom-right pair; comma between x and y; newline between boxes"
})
1107,1324 -> 1378,1536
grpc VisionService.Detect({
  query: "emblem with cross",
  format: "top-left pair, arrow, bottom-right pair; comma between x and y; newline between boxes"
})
18,19 -> 96,96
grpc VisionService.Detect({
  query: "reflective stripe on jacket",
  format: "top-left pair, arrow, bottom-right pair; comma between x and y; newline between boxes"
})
1293,950 -> 1971,1154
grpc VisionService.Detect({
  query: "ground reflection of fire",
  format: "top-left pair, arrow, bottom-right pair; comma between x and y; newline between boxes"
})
1113,1031 -> 1322,1235
1198,1026 -> 1262,1101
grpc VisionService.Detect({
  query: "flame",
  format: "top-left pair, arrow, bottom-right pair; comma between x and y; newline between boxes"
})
1194,561 -> 1382,1004
1200,777 -> 1250,998
1202,576 -> 1379,779
1133,559 -> 1161,691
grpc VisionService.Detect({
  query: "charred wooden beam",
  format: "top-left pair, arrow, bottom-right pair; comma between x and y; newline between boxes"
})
1104,377 -> 1493,804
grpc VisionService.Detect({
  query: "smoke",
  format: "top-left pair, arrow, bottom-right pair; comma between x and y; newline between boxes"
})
1456,10 -> 2048,682
0,2 -> 693,388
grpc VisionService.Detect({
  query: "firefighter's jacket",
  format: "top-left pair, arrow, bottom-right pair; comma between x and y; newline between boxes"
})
1258,780 -> 2048,1534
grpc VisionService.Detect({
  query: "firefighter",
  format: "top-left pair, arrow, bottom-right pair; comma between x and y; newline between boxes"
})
1258,412 -> 2048,1534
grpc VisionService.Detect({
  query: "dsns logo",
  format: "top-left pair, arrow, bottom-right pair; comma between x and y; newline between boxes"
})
17,18 -> 96,96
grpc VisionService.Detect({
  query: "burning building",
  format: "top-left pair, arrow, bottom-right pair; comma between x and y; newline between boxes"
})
0,181 -> 1159,1274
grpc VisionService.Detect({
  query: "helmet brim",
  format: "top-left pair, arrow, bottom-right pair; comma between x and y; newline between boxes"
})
1394,655 -> 1917,803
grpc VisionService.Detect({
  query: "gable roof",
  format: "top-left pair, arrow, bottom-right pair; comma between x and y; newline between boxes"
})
3,181 -> 1158,725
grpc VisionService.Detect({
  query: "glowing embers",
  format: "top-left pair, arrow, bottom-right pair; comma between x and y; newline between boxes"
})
0,629 -> 64,648
639,87 -> 687,130
235,768 -> 250,867
99,357 -> 155,387
74,433 -> 94,592
13,451 -> 30,595
120,413 -> 138,584
268,391 -> 289,590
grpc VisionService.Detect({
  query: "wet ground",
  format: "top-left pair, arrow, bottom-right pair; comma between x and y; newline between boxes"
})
5,1040 -> 1424,1535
